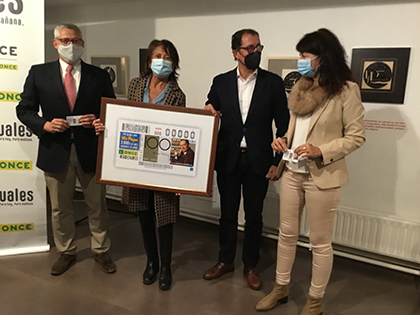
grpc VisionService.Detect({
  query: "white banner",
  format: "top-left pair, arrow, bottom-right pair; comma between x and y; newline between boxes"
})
0,0 -> 49,255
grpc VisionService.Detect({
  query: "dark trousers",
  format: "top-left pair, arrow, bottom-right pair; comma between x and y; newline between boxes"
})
216,151 -> 269,268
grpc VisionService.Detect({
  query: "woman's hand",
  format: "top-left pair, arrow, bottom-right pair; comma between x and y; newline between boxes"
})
92,118 -> 105,136
294,143 -> 322,159
272,137 -> 288,154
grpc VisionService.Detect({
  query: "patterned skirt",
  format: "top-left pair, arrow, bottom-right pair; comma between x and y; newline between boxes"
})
121,187 -> 179,228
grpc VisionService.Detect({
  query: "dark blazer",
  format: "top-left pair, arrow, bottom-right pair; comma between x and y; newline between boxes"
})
206,68 -> 289,177
175,147 -> 195,166
16,60 -> 115,173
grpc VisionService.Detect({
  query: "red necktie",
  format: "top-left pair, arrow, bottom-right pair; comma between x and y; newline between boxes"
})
64,64 -> 76,111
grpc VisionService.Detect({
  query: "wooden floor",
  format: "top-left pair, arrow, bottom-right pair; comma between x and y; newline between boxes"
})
0,198 -> 419,315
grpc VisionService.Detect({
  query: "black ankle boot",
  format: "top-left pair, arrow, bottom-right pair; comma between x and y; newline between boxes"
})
138,207 -> 159,285
159,265 -> 172,290
143,259 -> 159,285
158,223 -> 173,291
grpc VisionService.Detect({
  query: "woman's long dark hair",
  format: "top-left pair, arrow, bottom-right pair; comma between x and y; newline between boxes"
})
296,28 -> 355,96
143,39 -> 180,81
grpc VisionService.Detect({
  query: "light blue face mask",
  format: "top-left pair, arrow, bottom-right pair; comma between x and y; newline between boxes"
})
150,59 -> 173,78
297,57 -> 318,78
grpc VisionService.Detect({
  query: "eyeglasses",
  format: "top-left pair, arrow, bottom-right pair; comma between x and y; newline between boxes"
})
238,44 -> 264,54
55,38 -> 83,46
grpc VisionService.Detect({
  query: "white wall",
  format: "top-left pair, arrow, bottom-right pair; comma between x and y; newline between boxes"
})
155,2 -> 420,225
83,19 -> 155,82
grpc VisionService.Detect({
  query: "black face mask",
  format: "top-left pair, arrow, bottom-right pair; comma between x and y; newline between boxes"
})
244,51 -> 261,70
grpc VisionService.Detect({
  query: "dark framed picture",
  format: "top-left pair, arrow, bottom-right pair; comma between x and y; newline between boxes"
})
267,57 -> 301,95
96,98 -> 220,197
351,48 -> 411,104
139,48 -> 148,75
91,56 -> 129,97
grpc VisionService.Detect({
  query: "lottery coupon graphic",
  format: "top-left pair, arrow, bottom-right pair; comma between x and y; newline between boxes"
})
115,119 -> 199,177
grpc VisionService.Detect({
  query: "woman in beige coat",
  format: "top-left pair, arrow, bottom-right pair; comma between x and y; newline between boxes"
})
256,29 -> 365,315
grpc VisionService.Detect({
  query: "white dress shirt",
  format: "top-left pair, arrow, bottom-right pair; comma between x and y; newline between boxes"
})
237,68 -> 258,148
287,114 -> 311,173
59,59 -> 81,94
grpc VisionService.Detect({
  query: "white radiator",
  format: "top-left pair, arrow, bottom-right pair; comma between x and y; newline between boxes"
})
260,190 -> 420,264
298,205 -> 420,264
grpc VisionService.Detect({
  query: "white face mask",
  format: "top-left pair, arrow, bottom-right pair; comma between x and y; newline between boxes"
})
58,44 -> 84,64
150,59 -> 173,78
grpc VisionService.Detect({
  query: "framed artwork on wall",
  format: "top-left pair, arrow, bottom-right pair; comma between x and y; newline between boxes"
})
350,48 -> 411,104
267,57 -> 301,95
91,56 -> 129,97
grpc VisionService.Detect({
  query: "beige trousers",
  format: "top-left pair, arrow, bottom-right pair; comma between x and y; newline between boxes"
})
44,144 -> 110,255
276,169 -> 341,299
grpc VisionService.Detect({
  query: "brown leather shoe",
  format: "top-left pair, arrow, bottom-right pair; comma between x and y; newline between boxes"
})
51,253 -> 76,276
244,268 -> 262,290
95,252 -> 117,274
203,262 -> 234,280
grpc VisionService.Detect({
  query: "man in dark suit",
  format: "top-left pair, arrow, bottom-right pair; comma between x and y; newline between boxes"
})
203,29 -> 289,290
175,139 -> 195,166
16,24 -> 116,276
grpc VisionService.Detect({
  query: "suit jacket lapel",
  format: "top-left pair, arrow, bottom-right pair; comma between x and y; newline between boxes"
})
286,114 -> 297,148
50,60 -> 73,114
246,68 -> 265,122
164,78 -> 182,106
306,97 -> 331,139
77,60 -> 93,102
229,69 -> 242,124
51,60 -> 67,101
139,75 -> 148,102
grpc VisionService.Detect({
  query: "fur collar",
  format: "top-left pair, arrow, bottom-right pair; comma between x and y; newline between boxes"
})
288,77 -> 329,116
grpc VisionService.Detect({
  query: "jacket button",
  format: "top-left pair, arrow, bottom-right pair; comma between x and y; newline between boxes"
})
330,158 -> 333,162
243,127 -> 246,132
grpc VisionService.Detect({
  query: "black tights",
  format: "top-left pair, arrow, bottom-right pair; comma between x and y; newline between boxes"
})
138,191 -> 173,267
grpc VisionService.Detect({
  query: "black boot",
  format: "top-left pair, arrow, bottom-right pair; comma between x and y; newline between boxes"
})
158,223 -> 173,291
139,209 -> 159,285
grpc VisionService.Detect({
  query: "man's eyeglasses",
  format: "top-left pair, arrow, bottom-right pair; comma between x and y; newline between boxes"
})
55,38 -> 83,46
238,44 -> 264,54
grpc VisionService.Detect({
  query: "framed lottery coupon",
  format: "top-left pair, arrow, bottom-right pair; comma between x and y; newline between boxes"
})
96,98 -> 220,196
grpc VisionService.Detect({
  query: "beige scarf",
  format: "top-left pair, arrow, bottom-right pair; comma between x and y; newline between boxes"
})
288,77 -> 329,116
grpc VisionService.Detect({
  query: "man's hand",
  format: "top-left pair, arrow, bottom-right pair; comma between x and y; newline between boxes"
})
272,137 -> 288,154
43,118 -> 69,133
92,118 -> 105,136
79,114 -> 96,128
203,103 -> 218,116
266,165 -> 280,181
